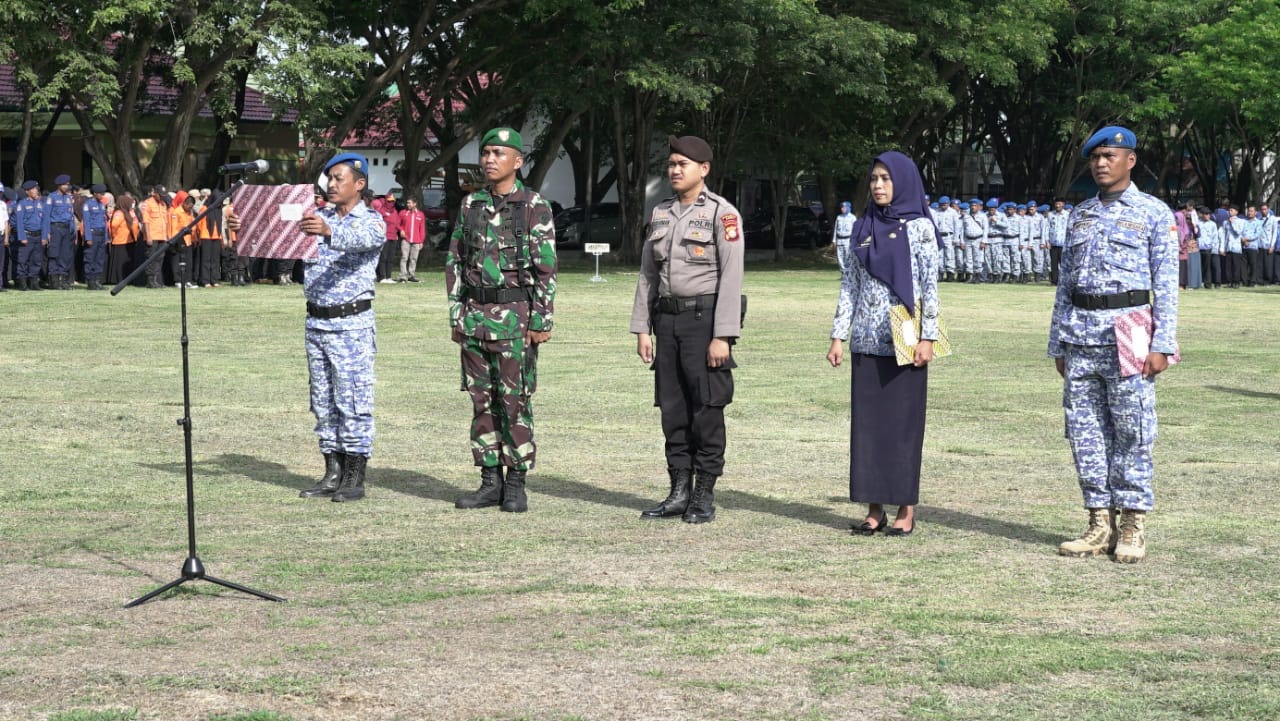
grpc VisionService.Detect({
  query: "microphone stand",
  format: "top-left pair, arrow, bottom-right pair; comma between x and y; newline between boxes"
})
114,178 -> 284,608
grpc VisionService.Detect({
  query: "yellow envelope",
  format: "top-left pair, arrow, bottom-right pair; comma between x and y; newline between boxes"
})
889,303 -> 953,366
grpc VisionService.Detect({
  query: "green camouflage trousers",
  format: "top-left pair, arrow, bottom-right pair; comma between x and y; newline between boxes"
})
460,335 -> 538,470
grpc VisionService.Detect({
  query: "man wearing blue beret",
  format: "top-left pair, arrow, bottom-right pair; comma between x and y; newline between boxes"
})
43,174 -> 78,289
231,152 -> 386,501
80,184 -> 110,290
13,180 -> 47,291
961,198 -> 987,283
1050,126 -> 1178,563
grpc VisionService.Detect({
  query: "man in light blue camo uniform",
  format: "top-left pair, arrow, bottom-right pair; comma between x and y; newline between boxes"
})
1049,126 -> 1178,564
832,201 -> 855,273
1031,204 -> 1050,281
1046,200 -> 1069,284
934,195 -> 959,281
961,198 -> 988,283
987,199 -> 1012,282
947,197 -> 966,281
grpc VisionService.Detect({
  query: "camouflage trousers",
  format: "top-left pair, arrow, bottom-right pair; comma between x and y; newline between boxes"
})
460,336 -> 538,470
306,326 -> 376,458
1062,343 -> 1157,511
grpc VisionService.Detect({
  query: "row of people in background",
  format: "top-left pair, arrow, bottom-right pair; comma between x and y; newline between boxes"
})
1176,200 -> 1280,290
2,180 -> 432,292
833,196 -> 1073,285
833,192 -> 1280,291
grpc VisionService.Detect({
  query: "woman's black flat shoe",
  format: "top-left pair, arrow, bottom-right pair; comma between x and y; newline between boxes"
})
885,520 -> 915,537
852,510 -> 888,536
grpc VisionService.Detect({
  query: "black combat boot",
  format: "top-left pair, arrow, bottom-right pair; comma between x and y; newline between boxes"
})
300,452 -> 344,498
500,469 -> 528,513
332,454 -> 367,502
641,468 -> 693,519
29,277 -> 43,291
683,471 -> 718,524
456,466 -> 504,509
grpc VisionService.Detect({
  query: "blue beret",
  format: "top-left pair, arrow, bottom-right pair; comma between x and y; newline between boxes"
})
986,198 -> 999,208
91,183 -> 107,194
324,152 -> 370,177
1016,204 -> 1027,210
1065,204 -> 1074,210
968,198 -> 982,206
21,180 -> 39,190
1081,125 -> 1137,159
1038,204 -> 1050,212
938,195 -> 950,204
54,174 -> 71,185
929,202 -> 939,209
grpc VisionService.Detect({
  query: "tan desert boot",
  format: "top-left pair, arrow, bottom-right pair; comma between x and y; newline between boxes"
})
1058,508 -> 1117,557
1113,510 -> 1147,564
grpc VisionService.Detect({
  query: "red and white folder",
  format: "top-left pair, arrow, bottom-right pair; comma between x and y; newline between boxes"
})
232,184 -> 319,260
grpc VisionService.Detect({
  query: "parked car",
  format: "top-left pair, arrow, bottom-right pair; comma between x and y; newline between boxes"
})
554,203 -> 621,249
743,206 -> 829,249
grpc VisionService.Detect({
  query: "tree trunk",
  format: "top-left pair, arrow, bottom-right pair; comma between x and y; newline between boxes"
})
612,88 -> 657,264
525,108 -> 582,192
13,89 -> 33,187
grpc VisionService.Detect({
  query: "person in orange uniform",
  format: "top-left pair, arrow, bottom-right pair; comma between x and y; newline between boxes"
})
107,194 -> 139,285
140,185 -> 171,288
195,194 -> 224,287
167,190 -> 196,287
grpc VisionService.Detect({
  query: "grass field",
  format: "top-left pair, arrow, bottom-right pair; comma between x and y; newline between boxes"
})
2,261 -> 1278,721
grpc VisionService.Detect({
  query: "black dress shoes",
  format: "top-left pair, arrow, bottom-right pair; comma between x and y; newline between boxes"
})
852,510 -> 888,536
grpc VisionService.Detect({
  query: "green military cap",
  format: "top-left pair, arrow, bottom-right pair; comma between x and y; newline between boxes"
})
481,127 -> 524,152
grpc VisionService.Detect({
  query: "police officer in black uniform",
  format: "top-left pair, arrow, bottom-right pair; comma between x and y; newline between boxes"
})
630,135 -> 745,524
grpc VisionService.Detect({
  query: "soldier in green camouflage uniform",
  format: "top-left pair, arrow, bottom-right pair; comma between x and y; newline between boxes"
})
445,127 -> 557,513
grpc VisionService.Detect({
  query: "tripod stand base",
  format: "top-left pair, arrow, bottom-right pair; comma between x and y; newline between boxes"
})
125,556 -> 285,607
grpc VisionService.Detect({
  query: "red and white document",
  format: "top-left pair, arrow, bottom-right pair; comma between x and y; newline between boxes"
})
1114,306 -> 1181,377
232,184 -> 319,260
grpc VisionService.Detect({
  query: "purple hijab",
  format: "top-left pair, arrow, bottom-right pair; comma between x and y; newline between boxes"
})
849,150 -> 941,316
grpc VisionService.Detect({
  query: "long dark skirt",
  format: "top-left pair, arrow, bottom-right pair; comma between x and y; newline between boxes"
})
849,352 -> 927,506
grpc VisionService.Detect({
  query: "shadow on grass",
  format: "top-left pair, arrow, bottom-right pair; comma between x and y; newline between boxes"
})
158,455 -> 1060,544
1206,384 -> 1280,401
145,453 -> 466,505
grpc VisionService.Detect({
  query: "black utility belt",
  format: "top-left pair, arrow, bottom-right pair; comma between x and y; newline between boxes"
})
464,286 -> 533,304
657,294 -> 717,314
1070,290 -> 1150,311
307,298 -> 372,319
51,221 -> 70,227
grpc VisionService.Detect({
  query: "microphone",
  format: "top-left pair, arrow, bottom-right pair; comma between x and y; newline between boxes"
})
217,159 -> 269,175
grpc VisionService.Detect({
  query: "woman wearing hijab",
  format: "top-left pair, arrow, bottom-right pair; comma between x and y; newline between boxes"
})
826,151 -> 942,537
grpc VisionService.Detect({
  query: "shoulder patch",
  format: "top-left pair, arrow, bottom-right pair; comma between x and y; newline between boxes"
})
721,213 -> 740,242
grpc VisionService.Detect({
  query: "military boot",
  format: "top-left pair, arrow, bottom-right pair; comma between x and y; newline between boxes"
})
29,277 -> 43,291
300,452 -> 344,498
1113,510 -> 1147,563
683,471 -> 718,524
456,466 -> 503,509
1058,508 -> 1117,557
640,468 -> 693,519
332,454 -> 367,502
500,469 -> 528,513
